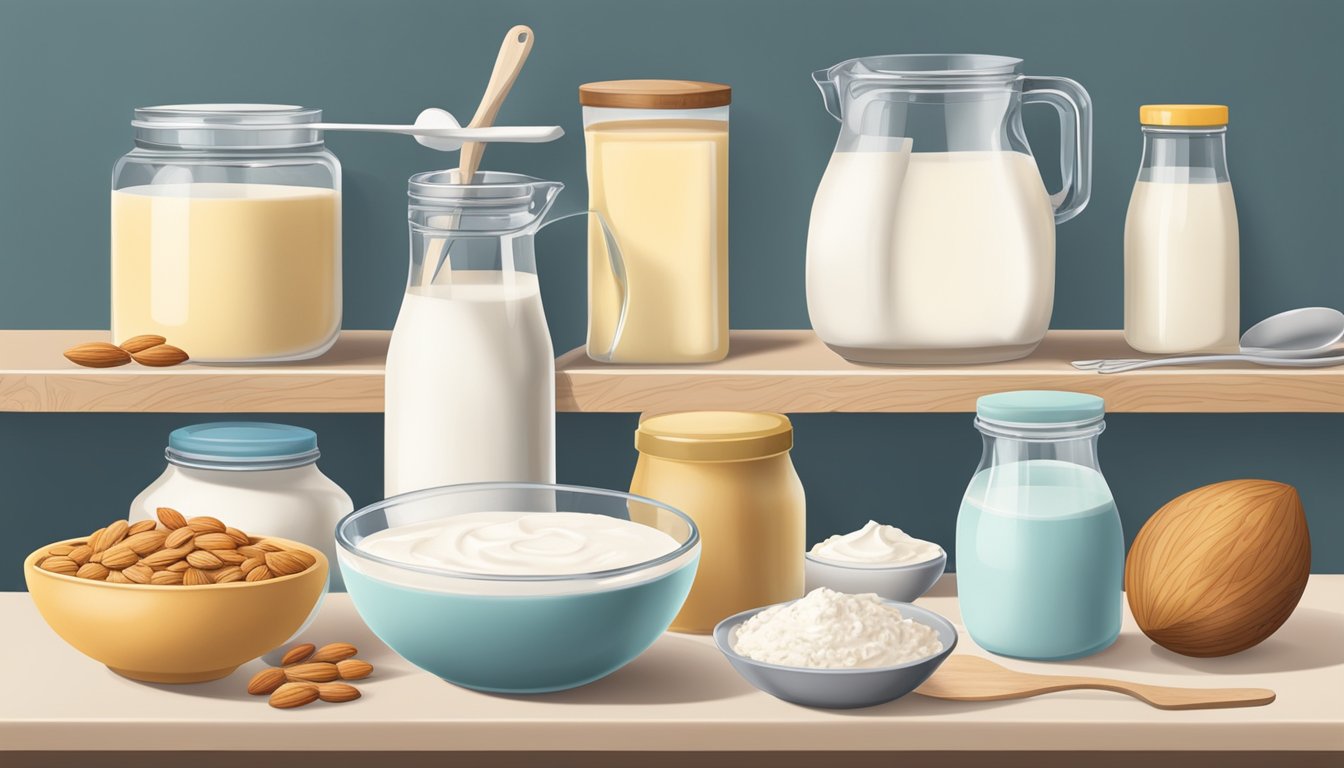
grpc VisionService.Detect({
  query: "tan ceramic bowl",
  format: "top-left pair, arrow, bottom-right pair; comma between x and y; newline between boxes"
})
24,536 -> 327,684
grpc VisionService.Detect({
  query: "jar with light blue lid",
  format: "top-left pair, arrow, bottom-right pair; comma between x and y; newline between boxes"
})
129,422 -> 352,591
955,391 -> 1123,660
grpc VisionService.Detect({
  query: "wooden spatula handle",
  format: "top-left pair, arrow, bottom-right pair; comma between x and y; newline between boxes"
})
457,24 -> 535,184
1021,674 -> 1276,710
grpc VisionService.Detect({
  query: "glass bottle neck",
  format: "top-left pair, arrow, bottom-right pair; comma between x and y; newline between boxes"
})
1138,126 -> 1229,183
974,418 -> 1105,474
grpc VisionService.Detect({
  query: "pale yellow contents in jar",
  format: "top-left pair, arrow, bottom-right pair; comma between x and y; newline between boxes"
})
111,183 -> 340,362
585,119 -> 728,363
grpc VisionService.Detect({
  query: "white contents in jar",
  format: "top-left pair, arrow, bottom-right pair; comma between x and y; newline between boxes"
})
356,511 -> 679,576
809,520 -> 942,566
733,588 -> 943,668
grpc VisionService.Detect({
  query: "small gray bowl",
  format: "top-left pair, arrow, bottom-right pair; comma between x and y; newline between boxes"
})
713,598 -> 958,709
804,547 -> 947,602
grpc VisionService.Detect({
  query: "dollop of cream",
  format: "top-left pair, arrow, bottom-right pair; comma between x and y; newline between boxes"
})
357,511 -> 680,576
809,520 -> 942,566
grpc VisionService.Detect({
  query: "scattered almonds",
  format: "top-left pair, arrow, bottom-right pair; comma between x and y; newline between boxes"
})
336,659 -> 374,681
254,641 -> 372,709
35,508 -> 318,586
64,337 -> 189,368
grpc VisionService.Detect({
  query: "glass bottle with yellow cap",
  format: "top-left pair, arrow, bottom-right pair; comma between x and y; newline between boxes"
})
629,412 -> 805,633
1124,104 -> 1239,354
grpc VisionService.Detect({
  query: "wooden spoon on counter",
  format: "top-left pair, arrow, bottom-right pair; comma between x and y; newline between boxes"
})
916,655 -> 1275,710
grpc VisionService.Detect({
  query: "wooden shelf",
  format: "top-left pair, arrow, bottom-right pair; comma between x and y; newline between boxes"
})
2,330 -> 1341,413
3,575 -> 1340,764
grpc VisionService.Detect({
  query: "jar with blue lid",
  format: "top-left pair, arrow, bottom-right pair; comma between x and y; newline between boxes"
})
128,422 -> 352,590
955,391 -> 1123,660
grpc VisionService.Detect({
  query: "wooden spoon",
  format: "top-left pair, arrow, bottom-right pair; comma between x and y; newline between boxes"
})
916,654 -> 1275,710
456,24 -> 535,184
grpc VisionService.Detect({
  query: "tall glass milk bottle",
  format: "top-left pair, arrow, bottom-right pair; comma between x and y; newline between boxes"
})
384,172 -> 562,496
956,390 -> 1123,660
1124,105 -> 1239,353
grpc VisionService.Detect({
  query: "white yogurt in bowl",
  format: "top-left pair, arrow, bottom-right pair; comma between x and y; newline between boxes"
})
809,520 -> 942,566
357,511 -> 681,576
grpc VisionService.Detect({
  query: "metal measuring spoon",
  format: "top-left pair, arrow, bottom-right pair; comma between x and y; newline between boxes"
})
1073,307 -> 1344,372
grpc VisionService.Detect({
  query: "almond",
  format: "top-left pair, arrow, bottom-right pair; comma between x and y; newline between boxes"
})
131,344 -> 190,367
47,545 -> 75,556
150,569 -> 184,585
157,507 -> 188,530
253,540 -> 284,553
40,556 -> 78,575
265,550 -> 315,576
248,668 -> 288,696
64,342 -> 132,368
106,570 -> 131,584
124,530 -> 169,556
311,643 -> 358,664
237,545 -> 266,560
90,520 -> 128,553
194,532 -> 238,551
100,546 -> 139,570
336,659 -> 373,681
317,683 -> 361,703
140,546 -> 190,568
164,527 -> 196,550
122,564 -> 154,584
119,334 -> 167,353
240,556 -> 265,574
216,549 -> 246,566
67,545 -> 92,566
269,683 -> 319,709
90,550 -> 104,564
183,568 -> 212,586
225,527 -> 251,547
187,516 -> 226,534
245,566 -> 272,582
186,550 -> 224,570
281,643 -> 316,666
212,566 -> 244,584
76,562 -> 110,580
127,519 -> 158,535
284,662 -> 339,683
167,560 -> 191,572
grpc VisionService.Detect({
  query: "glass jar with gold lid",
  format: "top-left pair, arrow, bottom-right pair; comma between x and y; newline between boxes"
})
629,411 -> 805,633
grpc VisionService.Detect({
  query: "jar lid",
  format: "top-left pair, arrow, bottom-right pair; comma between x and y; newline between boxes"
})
579,80 -> 731,109
976,391 -> 1105,426
635,412 -> 792,462
167,422 -> 320,470
1139,104 -> 1228,127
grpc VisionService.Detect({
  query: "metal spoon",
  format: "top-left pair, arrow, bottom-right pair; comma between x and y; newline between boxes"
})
1073,307 -> 1344,373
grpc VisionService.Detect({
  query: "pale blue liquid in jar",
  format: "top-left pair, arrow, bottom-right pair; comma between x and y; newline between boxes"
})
956,459 -> 1123,660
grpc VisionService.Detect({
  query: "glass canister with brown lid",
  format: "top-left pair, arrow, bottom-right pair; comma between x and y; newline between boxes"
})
629,411 -> 805,633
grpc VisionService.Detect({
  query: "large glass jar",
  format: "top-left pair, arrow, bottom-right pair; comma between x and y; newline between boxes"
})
580,80 -> 730,364
112,104 -> 341,363
1124,104 -> 1239,354
956,391 -> 1123,660
629,411 -> 805,633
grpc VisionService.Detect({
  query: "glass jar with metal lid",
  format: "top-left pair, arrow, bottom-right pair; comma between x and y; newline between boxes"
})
111,104 -> 342,362
629,411 -> 805,633
128,422 -> 353,590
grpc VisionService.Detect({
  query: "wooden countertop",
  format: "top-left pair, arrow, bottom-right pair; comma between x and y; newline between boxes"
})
2,330 -> 1341,414
3,575 -> 1340,765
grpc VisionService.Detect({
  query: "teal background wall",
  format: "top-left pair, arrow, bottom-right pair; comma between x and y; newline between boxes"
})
0,0 -> 1339,586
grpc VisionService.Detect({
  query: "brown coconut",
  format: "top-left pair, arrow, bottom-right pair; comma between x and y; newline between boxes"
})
1125,479 -> 1310,657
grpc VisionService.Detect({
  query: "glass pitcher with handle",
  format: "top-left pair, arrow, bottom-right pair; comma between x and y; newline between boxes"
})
806,54 -> 1092,364
385,171 -> 562,497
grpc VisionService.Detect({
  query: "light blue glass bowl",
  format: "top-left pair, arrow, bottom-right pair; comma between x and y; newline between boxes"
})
337,483 -> 700,694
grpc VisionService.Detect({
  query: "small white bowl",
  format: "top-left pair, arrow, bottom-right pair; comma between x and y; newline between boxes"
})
804,548 -> 947,602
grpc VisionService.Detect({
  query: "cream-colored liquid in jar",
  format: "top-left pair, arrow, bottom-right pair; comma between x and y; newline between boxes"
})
111,183 -> 340,362
585,119 -> 728,363
1124,180 -> 1239,353
357,511 -> 679,576
806,151 -> 1055,363
384,271 -> 554,496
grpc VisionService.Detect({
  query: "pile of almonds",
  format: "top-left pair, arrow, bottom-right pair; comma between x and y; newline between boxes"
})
64,334 -> 189,368
36,507 -> 316,585
248,642 -> 374,709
